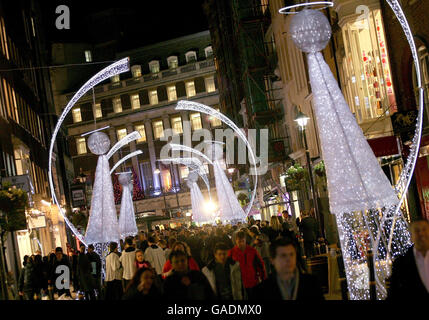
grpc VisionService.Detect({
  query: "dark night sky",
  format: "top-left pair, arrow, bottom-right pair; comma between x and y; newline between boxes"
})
41,0 -> 209,49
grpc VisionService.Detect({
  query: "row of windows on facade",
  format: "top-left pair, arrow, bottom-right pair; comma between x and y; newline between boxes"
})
71,76 -> 217,123
2,148 -> 48,197
0,76 -> 46,146
84,46 -> 213,76
75,110 -> 222,155
0,15 -> 39,97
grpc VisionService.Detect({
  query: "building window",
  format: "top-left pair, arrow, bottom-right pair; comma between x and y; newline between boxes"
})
186,81 -> 196,97
111,74 -> 120,83
113,97 -> 122,113
93,103 -> 102,118
0,17 -> 9,60
205,46 -> 213,58
76,137 -> 87,155
149,60 -> 160,74
131,65 -> 142,78
161,168 -> 172,192
180,166 -> 189,179
131,94 -> 140,109
190,112 -> 202,131
84,50 -> 92,62
72,108 -> 82,123
149,90 -> 158,105
185,51 -> 197,63
116,128 -> 127,141
167,56 -> 178,69
153,120 -> 164,139
205,76 -> 216,93
210,107 -> 222,127
135,124 -> 147,143
167,85 -> 177,102
340,8 -> 397,123
171,116 -> 183,134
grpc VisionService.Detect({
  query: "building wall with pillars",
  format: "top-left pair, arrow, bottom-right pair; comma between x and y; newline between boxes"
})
63,31 -> 223,218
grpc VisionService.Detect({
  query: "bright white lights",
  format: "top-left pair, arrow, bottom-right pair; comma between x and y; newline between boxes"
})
203,200 -> 217,214
175,100 -> 258,218
41,200 -> 51,207
110,150 -> 143,174
294,111 -> 310,128
284,2 -> 419,299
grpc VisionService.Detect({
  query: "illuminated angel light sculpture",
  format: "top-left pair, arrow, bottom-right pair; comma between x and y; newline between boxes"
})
175,101 -> 259,218
84,130 -> 142,244
207,143 -> 247,222
117,171 -> 138,239
84,131 -> 119,244
48,58 -> 130,246
186,170 -> 208,224
279,1 -> 423,299
169,142 -> 246,222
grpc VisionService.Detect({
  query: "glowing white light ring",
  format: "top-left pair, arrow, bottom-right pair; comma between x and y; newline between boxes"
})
278,1 -> 334,15
110,150 -> 143,174
385,0 -> 424,253
176,100 -> 258,217
370,1 -> 424,285
48,58 -> 130,246
81,126 -> 110,137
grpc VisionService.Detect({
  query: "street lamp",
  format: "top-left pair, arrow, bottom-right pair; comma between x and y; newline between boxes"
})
294,110 -> 325,239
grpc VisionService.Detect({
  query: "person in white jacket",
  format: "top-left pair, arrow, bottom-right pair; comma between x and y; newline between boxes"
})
105,242 -> 123,300
144,237 -> 166,276
119,237 -> 137,289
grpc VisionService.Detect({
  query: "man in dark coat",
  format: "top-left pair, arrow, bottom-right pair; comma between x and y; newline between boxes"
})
387,219 -> 429,300
50,247 -> 72,298
252,237 -> 324,300
19,256 -> 36,300
163,250 -> 215,300
77,246 -> 96,300
300,211 -> 319,258
87,244 -> 102,297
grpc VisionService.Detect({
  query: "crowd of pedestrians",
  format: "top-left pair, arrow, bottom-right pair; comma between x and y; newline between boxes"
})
17,210 -> 329,301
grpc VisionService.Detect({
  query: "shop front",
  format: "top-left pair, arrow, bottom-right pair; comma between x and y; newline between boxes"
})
335,1 -> 397,131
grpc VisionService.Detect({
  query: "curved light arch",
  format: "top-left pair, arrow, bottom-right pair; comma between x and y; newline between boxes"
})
175,100 -> 258,217
371,1 -> 425,286
110,150 -> 143,174
48,58 -> 130,246
169,143 -> 214,166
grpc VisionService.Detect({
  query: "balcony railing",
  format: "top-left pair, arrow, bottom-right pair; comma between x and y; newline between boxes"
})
65,58 -> 216,101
